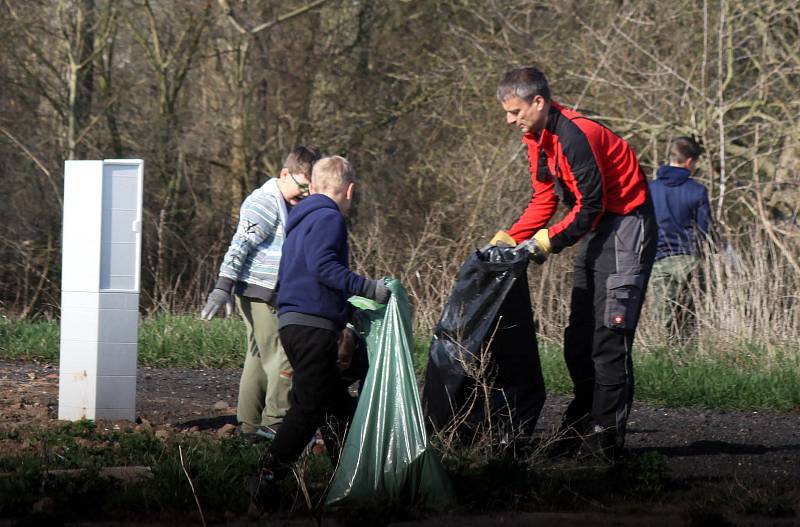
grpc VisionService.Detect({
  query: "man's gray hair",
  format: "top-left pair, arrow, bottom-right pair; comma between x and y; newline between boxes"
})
496,66 -> 551,103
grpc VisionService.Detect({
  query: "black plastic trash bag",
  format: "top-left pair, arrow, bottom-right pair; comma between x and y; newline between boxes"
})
422,247 -> 545,443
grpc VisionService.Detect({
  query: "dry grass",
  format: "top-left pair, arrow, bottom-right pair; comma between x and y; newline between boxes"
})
353,181 -> 800,366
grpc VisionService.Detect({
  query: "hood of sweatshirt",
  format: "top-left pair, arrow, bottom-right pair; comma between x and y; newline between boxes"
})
656,165 -> 692,187
285,193 -> 340,234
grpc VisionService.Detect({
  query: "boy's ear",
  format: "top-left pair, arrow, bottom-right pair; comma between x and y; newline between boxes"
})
345,182 -> 354,200
309,180 -> 318,194
279,167 -> 289,179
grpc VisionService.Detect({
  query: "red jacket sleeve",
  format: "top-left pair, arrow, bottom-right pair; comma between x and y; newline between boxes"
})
546,119 -> 605,253
506,144 -> 558,243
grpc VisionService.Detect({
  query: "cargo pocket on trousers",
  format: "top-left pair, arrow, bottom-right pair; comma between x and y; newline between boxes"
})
604,273 -> 645,330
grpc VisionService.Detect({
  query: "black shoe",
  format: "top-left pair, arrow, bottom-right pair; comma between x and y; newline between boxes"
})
544,416 -> 590,459
254,424 -> 279,440
238,433 -> 267,445
577,425 -> 620,465
238,429 -> 269,445
256,452 -> 291,482
544,434 -> 582,459
238,424 -> 279,444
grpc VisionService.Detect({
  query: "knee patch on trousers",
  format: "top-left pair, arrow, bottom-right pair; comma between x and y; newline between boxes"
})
604,273 -> 645,330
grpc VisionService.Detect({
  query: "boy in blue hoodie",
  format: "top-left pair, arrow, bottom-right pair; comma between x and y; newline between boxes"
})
260,155 -> 390,478
648,136 -> 712,342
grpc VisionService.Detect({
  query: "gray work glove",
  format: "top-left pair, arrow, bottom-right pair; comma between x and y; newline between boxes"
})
200,288 -> 233,320
361,278 -> 392,305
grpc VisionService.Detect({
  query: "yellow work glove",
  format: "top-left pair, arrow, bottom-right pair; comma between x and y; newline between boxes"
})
489,230 -> 517,247
517,229 -> 552,264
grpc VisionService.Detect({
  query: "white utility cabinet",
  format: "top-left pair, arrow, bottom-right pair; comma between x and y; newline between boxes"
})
58,159 -> 144,421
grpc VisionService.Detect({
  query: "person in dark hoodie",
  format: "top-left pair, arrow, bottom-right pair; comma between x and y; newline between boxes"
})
258,155 -> 390,480
648,136 -> 712,343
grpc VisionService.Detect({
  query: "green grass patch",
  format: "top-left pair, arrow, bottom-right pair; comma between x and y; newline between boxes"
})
539,343 -> 800,411
0,315 -> 246,369
413,335 -> 431,375
0,420 -> 321,521
0,419 -> 681,521
137,315 -> 245,368
0,317 -> 60,362
2,316 -> 799,410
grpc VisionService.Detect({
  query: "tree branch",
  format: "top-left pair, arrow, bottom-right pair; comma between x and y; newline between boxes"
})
0,126 -> 62,209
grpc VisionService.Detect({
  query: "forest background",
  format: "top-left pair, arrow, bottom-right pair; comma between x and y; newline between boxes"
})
1,0 -> 798,359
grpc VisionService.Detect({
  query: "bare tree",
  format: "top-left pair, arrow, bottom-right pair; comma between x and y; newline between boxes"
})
125,0 -> 212,308
213,0 -> 330,213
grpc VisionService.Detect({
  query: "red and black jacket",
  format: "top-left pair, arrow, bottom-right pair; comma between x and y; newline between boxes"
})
507,101 -> 648,253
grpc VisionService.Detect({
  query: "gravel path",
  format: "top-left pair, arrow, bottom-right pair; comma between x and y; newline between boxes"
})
539,393 -> 800,485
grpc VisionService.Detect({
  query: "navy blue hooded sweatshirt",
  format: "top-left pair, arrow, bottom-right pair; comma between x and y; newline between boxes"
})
649,166 -> 712,260
277,194 -> 367,331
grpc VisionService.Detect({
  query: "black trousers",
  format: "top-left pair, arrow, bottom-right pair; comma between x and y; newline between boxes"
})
268,325 -> 357,466
562,201 -> 657,445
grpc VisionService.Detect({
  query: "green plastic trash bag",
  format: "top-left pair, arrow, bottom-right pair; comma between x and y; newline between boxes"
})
325,279 -> 454,509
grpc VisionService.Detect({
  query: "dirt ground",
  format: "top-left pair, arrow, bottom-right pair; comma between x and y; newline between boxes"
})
2,357 -> 800,524
2,357 -> 799,481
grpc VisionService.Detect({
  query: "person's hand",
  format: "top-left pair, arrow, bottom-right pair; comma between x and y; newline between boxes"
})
337,327 -> 357,372
489,230 -> 517,248
200,288 -> 233,320
361,278 -> 392,304
516,229 -> 552,264
374,279 -> 391,304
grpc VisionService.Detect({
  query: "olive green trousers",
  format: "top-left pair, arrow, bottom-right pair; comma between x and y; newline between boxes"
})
235,295 -> 293,433
648,255 -> 700,344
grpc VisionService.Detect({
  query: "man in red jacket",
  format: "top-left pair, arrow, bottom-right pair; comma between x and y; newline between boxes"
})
490,66 -> 657,462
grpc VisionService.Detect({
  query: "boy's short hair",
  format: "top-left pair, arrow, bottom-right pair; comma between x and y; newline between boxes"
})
284,146 -> 322,177
312,156 -> 356,193
667,136 -> 703,164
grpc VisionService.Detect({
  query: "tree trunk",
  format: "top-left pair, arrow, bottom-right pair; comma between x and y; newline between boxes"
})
67,0 -> 96,160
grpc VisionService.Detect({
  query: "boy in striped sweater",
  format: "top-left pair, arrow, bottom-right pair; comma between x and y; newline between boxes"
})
201,146 -> 321,441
